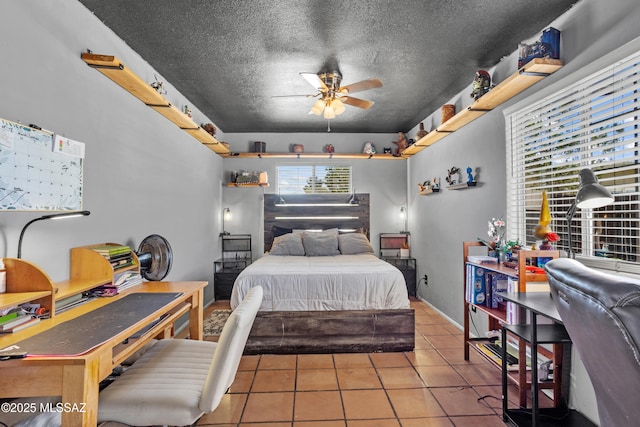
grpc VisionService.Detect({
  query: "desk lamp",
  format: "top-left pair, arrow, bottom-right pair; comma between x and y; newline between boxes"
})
17,210 -> 90,258
566,169 -> 614,258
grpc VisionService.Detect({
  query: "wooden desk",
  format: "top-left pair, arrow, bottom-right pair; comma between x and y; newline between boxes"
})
0,281 -> 206,426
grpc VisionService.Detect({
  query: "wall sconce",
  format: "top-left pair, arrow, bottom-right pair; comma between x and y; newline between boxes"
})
220,208 -> 232,236
17,210 -> 91,258
566,169 -> 614,258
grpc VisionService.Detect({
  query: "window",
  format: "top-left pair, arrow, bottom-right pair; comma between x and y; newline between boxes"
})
507,49 -> 640,273
276,164 -> 352,195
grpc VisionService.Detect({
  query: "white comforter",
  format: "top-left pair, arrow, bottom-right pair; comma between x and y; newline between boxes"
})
230,254 -> 410,311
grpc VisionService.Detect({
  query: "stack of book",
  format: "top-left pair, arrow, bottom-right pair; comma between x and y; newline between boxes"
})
92,245 -> 136,269
0,311 -> 40,334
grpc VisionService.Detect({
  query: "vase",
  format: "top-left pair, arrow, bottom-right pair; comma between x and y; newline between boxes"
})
539,240 -> 553,250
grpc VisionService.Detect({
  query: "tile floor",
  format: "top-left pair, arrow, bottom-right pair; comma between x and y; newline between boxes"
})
194,299 -> 538,426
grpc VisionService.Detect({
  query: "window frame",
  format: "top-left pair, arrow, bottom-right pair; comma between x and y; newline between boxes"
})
275,163 -> 353,195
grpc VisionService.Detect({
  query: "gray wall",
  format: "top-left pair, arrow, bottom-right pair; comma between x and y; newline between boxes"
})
406,0 -> 640,423
0,0 -> 225,304
221,132 -> 407,256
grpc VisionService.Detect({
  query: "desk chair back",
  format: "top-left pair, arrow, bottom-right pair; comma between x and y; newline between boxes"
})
545,259 -> 640,427
200,285 -> 263,412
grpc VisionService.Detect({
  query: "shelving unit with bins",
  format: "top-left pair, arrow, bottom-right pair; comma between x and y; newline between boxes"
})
214,234 -> 252,300
54,243 -> 140,303
463,241 -> 561,408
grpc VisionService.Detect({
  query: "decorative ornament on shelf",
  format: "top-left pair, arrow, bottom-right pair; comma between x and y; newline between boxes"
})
183,105 -> 192,118
470,70 -> 492,100
446,167 -> 460,186
415,122 -> 429,140
400,241 -> 410,257
323,144 -> 335,153
363,141 -> 376,154
202,123 -> 216,136
418,177 -> 440,195
392,132 -> 408,155
532,191 -> 560,249
488,217 -> 506,251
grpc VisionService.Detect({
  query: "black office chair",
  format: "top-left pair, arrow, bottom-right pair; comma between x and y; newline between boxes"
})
545,258 -> 640,427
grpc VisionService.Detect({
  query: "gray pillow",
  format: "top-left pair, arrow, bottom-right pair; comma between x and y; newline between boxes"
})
302,231 -> 340,256
338,233 -> 375,255
269,233 -> 305,256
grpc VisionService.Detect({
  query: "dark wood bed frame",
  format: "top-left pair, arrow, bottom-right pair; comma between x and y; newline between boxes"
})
244,193 -> 415,354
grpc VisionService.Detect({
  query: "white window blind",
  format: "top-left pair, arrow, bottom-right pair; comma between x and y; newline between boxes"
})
507,49 -> 640,273
276,164 -> 352,195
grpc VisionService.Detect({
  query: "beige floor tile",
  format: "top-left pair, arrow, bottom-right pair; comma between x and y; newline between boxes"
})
259,354 -> 298,370
425,334 -> 464,349
406,349 -> 449,367
229,369 -> 255,393
387,388 -> 446,418
453,363 -> 502,386
448,415 -> 506,426
416,365 -> 468,387
294,391 -> 344,421
296,368 -> 339,391
238,355 -> 260,371
430,387 -> 496,417
376,367 -> 425,389
241,423 -> 292,427
413,335 -> 435,349
336,367 -> 383,389
436,347 -> 488,365
251,369 -> 296,392
369,352 -> 411,368
198,393 -> 247,424
333,353 -> 373,369
416,324 -> 455,336
297,354 -> 335,369
399,417 -> 454,427
341,389 -> 395,420
346,419 -> 401,427
241,392 -> 294,423
294,421 -> 346,427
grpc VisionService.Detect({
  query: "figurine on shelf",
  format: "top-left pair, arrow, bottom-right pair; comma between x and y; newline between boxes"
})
392,132 -> 408,155
183,105 -> 192,118
446,167 -> 460,185
323,144 -> 335,153
202,123 -> 216,136
466,167 -> 475,183
383,147 -> 392,154
432,177 -> 440,191
363,142 -> 376,154
470,70 -> 492,100
415,122 -> 429,140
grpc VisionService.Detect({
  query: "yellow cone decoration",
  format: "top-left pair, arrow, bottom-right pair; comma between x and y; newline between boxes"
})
533,191 -> 553,239
539,191 -> 552,226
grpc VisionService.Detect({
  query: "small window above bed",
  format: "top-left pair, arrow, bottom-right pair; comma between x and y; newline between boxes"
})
276,164 -> 352,194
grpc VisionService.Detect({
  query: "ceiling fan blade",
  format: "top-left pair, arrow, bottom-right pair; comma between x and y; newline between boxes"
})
341,78 -> 383,94
300,73 -> 328,91
342,96 -> 374,109
271,94 -> 318,98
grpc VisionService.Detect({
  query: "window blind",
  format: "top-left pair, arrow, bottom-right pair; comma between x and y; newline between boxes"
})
276,164 -> 352,195
506,50 -> 640,273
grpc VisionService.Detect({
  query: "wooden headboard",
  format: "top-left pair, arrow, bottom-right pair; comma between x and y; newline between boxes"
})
264,193 -> 370,252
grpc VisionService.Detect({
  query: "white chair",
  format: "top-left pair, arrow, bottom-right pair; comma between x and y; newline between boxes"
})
97,286 -> 263,426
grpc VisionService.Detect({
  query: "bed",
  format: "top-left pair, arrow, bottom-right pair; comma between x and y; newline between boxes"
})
233,193 -> 415,354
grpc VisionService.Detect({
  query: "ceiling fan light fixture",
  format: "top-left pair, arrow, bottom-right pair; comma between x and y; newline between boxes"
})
323,102 -> 336,119
310,99 -> 324,115
332,98 -> 346,115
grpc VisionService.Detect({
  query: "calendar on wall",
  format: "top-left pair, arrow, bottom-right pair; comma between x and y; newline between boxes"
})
0,117 -> 84,211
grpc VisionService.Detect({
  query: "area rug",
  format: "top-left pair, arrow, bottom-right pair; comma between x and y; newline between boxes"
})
203,309 -> 232,336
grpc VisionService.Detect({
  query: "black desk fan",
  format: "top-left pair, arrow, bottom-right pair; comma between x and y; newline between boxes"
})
136,234 -> 173,281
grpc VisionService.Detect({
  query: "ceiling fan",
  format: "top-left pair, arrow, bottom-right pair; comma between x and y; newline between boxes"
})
278,71 -> 383,120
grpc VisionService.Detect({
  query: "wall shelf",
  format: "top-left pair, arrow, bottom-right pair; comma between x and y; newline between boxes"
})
401,58 -> 564,157
226,182 -> 269,187
81,52 -> 229,156
448,182 -> 477,190
223,152 -> 404,160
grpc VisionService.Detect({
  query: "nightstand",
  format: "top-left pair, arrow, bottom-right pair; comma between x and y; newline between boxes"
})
379,233 -> 416,297
214,234 -> 252,300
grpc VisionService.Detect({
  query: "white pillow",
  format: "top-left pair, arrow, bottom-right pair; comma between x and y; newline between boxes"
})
269,233 -> 305,256
338,233 -> 374,255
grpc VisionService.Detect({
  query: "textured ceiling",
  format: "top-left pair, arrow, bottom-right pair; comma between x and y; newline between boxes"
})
78,0 -> 577,134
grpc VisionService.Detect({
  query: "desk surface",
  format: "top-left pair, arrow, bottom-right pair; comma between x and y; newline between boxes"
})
0,281 -> 206,427
497,291 -> 562,323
